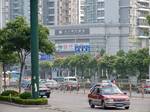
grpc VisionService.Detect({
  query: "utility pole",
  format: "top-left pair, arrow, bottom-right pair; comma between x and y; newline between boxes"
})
30,0 -> 39,98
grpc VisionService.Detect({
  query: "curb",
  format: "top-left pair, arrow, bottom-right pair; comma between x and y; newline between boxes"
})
0,101 -> 51,108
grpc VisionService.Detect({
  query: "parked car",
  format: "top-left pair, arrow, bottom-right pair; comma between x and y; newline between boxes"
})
39,84 -> 51,98
63,77 -> 80,91
25,83 -> 51,98
45,79 -> 60,89
137,79 -> 150,94
88,83 -> 130,109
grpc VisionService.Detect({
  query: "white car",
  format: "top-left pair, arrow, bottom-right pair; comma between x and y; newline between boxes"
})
63,77 -> 80,91
45,79 -> 59,89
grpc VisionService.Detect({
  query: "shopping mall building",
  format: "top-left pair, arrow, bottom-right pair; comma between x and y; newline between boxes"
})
48,23 -> 129,57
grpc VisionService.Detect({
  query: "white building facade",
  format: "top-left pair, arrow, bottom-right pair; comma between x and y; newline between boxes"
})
84,0 -> 150,49
49,23 -> 129,56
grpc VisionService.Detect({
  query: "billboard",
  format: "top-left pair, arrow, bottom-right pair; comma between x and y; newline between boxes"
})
39,53 -> 54,61
55,43 -> 75,52
55,43 -> 90,53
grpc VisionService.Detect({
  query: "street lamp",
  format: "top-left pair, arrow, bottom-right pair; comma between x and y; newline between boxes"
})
30,0 -> 39,98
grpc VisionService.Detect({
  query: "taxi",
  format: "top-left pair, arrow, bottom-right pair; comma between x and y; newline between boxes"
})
88,83 -> 130,109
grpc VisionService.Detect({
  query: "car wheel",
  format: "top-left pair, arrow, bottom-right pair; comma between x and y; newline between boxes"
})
89,100 -> 95,108
102,101 -> 106,109
47,94 -> 50,98
40,95 -> 43,98
125,106 -> 129,109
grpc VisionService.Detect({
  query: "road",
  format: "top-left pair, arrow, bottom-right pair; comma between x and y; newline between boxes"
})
0,90 -> 150,112
48,90 -> 150,112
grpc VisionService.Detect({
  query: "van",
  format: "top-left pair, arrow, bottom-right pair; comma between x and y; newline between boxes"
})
63,77 -> 80,90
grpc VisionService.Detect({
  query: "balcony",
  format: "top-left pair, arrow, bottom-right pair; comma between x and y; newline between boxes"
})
137,25 -> 149,28
138,35 -> 149,38
138,0 -> 150,4
138,16 -> 147,20
138,7 -> 150,12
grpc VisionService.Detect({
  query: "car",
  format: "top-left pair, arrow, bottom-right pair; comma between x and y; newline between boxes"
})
39,84 -> 51,98
45,79 -> 60,89
90,81 -> 113,92
63,77 -> 80,91
53,77 -> 64,83
88,83 -> 130,109
25,83 -> 51,98
137,79 -> 150,94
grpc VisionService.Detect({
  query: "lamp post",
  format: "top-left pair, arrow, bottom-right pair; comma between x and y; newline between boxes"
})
30,0 -> 39,98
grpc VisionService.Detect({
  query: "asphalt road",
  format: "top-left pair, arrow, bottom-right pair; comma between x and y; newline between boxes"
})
48,90 -> 150,112
0,90 -> 150,112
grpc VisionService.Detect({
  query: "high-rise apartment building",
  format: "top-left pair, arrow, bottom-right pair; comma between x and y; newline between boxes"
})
0,0 -> 9,28
0,0 -> 3,28
42,0 -> 58,25
78,0 -> 85,24
9,0 -> 30,21
84,0 -> 150,49
57,0 -> 79,25
120,0 -> 150,49
84,0 -> 120,24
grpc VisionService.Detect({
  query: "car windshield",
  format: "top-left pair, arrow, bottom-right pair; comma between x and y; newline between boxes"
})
69,78 -> 77,81
39,84 -> 47,88
101,86 -> 122,95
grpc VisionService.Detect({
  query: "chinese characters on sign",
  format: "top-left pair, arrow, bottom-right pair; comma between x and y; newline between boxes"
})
55,28 -> 89,35
55,43 -> 90,53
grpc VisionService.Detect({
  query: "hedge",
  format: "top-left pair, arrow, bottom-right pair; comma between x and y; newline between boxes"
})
1,90 -> 19,96
19,92 -> 32,99
0,96 -> 48,105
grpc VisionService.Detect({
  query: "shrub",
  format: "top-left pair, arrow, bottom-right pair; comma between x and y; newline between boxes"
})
0,96 -> 12,102
19,92 -> 32,99
0,96 -> 48,105
1,90 -> 19,96
12,97 -> 48,105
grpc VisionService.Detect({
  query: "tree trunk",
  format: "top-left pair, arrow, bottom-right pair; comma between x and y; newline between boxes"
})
2,63 -> 7,91
19,62 -> 24,93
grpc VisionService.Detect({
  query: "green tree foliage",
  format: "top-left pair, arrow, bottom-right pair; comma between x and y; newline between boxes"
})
0,17 -> 55,92
0,29 -> 18,90
52,48 -> 149,81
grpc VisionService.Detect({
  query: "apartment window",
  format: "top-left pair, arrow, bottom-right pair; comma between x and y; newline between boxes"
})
81,6 -> 84,10
97,19 -> 104,23
48,9 -> 54,14
97,10 -> 104,17
97,2 -> 104,8
47,2 -> 54,7
47,23 -> 54,25
48,16 -> 54,21
13,3 -> 18,7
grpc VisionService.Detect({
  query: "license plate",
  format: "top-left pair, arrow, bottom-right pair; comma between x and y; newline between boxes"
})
40,92 -> 45,95
116,104 -> 124,107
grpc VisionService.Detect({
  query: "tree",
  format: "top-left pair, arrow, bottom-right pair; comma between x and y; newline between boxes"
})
114,56 -> 127,78
76,54 -> 90,79
125,50 -> 138,77
116,50 -> 125,57
53,58 -> 65,77
68,55 -> 79,76
40,61 -> 53,79
1,17 -> 55,92
0,29 -> 18,90
88,58 -> 98,80
100,49 -> 105,57
99,55 -> 116,79
135,48 -> 149,79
